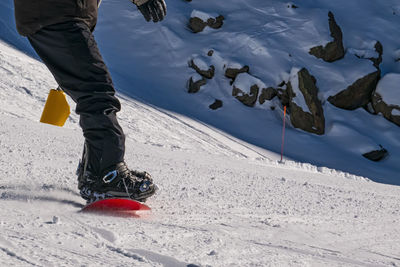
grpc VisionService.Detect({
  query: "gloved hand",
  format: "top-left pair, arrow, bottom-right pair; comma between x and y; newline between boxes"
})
132,0 -> 167,23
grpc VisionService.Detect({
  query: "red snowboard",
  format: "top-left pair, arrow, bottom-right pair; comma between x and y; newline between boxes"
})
81,198 -> 151,218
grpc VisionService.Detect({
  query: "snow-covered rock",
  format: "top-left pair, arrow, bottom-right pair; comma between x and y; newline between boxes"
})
225,65 -> 250,84
309,12 -> 345,63
372,73 -> 400,126
189,58 -> 215,79
259,87 -> 278,104
189,10 -> 224,33
232,73 -> 266,107
287,68 -> 325,135
187,75 -> 206,93
349,41 -> 383,69
362,145 -> 388,162
328,71 -> 380,110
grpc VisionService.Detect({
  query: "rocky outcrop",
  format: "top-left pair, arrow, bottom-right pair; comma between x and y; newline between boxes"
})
362,145 -> 388,162
287,68 -> 325,135
209,99 -> 223,110
328,71 -> 380,110
187,58 -> 214,93
370,41 -> 383,69
232,84 -> 259,107
372,73 -> 400,126
259,87 -> 278,104
189,17 -> 207,33
209,15 -> 224,29
372,94 -> 400,126
187,76 -> 207,93
189,15 -> 225,33
189,59 -> 215,79
225,65 -> 250,84
309,12 -> 345,62
277,88 -> 290,107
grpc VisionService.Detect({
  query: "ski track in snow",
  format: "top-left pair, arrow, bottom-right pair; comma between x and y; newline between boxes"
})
0,40 -> 400,266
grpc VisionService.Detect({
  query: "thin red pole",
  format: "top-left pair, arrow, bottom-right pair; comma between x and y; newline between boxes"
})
280,106 -> 287,162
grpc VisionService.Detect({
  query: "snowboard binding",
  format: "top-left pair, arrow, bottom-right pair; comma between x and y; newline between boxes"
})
77,144 -> 157,204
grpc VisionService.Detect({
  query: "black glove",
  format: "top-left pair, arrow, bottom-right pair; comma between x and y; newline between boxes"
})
132,0 -> 167,23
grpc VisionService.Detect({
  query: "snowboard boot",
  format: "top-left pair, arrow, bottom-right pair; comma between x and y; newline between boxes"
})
77,160 -> 157,204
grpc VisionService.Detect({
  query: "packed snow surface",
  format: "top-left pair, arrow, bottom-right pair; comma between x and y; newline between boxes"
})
1,0 -> 400,266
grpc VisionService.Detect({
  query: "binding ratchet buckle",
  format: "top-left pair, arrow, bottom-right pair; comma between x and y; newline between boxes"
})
103,170 -> 118,184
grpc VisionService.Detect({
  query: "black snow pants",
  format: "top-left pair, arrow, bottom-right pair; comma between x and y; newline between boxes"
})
28,21 -> 125,174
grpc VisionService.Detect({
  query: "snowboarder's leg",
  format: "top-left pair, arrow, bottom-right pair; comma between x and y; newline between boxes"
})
27,21 -> 125,173
27,21 -> 157,202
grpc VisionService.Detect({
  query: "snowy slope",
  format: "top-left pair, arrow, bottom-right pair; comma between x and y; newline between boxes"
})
93,0 -> 400,184
1,38 -> 400,266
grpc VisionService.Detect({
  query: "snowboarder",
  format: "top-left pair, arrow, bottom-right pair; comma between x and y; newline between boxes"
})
13,0 -> 167,203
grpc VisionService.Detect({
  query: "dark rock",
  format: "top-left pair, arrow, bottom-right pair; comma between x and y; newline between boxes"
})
372,92 -> 400,127
189,59 -> 215,79
207,15 -> 224,29
225,65 -> 250,83
189,17 -> 207,33
363,145 -> 388,162
209,99 -> 223,110
310,75 -> 317,85
189,15 -> 224,33
369,41 -> 383,69
328,71 -> 380,110
309,12 -> 345,62
259,87 -> 278,104
207,50 -> 214,57
187,77 -> 207,93
287,68 -> 325,135
232,84 -> 259,107
277,88 -> 290,107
